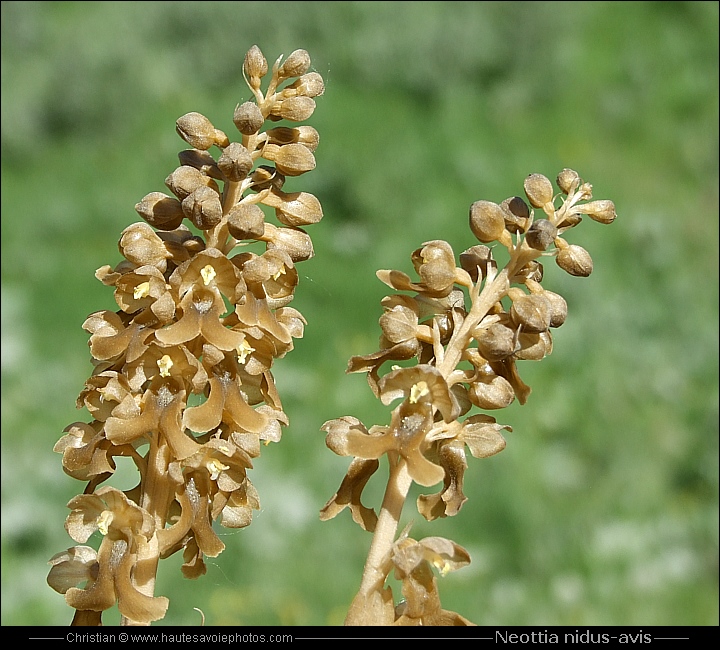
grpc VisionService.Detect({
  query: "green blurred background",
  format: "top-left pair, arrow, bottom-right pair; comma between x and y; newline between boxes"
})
1,1 -> 717,627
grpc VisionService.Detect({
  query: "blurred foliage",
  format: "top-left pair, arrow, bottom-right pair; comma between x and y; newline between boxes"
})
1,1 -> 717,627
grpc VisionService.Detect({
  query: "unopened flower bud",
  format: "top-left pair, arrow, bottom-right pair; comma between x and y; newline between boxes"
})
165,166 -> 219,200
525,218 -> 558,251
509,289 -> 552,332
524,173 -> 554,209
379,305 -> 418,345
515,260 -> 544,284
262,189 -> 323,227
177,149 -> 224,180
233,101 -> 264,135
412,240 -> 456,293
263,143 -> 316,176
181,186 -> 222,230
278,49 -> 311,79
244,45 -> 268,89
460,245 -> 496,282
556,244 -> 593,277
262,223 -> 314,262
135,192 -> 185,230
158,227 -> 205,264
514,331 -> 553,360
227,203 -> 265,240
176,112 -> 217,150
119,223 -> 170,267
580,200 -> 617,224
218,142 -> 254,182
294,125 -> 321,151
285,72 -> 325,98
272,96 -> 316,122
250,166 -> 285,192
469,200 -> 507,243
265,126 -> 320,152
558,213 -> 583,229
543,290 -> 568,327
500,196 -> 530,233
556,168 -> 581,194
476,323 -> 517,361
212,129 -> 229,149
469,375 -> 515,410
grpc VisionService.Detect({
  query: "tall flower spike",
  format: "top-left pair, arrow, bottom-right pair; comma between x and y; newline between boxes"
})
322,170 -> 615,625
48,45 -> 324,626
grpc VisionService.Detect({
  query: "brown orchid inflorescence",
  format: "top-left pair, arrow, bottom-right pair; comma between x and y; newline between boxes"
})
321,170 -> 616,625
47,45 -> 324,626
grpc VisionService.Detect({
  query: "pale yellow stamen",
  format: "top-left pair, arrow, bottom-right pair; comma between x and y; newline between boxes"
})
157,354 -> 173,377
134,281 -> 151,299
200,264 -> 217,285
207,458 -> 229,481
272,265 -> 286,281
97,510 -> 114,536
236,339 -> 255,364
432,557 -> 451,577
409,381 -> 430,404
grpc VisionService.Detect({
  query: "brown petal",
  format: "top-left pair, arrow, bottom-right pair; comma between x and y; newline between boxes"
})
274,307 -> 306,339
404,450 -> 446,487
219,479 -> 260,528
134,192 -> 185,231
223,377 -> 270,434
182,376 -> 225,433
319,457 -> 379,532
182,186 -> 223,230
344,586 -> 395,626
47,546 -> 99,594
376,269 -> 418,293
468,374 -> 516,410
104,394 -> 157,445
418,536 -> 472,573
156,493 -> 193,555
63,540 -> 118,613
114,546 -> 169,623
322,416 -> 371,456
461,415 -> 509,458
417,441 -> 468,520
379,365 -> 459,423
234,291 -> 293,345
185,478 -> 225,558
490,358 -> 532,405
379,305 -> 419,344
159,392 -> 201,460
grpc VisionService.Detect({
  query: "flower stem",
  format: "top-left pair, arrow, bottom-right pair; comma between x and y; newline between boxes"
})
438,243 -> 541,378
347,454 -> 412,623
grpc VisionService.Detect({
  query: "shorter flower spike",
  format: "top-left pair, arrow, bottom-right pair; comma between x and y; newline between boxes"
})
323,169 -> 616,625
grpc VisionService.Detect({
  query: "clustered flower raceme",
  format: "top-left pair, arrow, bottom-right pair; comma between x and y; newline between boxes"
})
47,45 -> 324,626
322,170 -> 616,625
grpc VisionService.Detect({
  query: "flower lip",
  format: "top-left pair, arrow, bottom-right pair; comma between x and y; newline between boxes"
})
378,364 -> 460,423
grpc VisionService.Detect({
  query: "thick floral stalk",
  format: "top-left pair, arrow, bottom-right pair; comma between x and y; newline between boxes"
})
47,45 -> 324,626
321,170 -> 616,625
